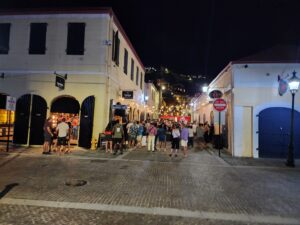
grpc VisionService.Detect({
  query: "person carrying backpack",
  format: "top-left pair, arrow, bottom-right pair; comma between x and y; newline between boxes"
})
112,119 -> 124,155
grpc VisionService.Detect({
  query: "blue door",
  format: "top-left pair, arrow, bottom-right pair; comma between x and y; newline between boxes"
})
259,107 -> 300,158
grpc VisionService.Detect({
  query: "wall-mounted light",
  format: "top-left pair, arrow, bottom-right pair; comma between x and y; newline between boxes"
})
104,40 -> 112,46
202,86 -> 208,92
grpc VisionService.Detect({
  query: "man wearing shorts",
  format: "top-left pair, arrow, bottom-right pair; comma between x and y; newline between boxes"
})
56,118 -> 70,154
180,124 -> 189,157
112,119 -> 124,155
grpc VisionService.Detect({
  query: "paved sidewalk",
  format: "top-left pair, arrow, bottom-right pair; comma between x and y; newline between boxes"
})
1,142 -> 299,168
0,143 -> 300,224
208,147 -> 300,168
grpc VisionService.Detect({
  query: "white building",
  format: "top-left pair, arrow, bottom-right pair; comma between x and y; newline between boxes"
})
193,46 -> 300,158
0,8 -> 145,148
144,82 -> 160,120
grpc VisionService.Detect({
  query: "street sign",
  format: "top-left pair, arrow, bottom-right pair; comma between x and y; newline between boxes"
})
213,98 -> 227,112
6,96 -> 16,111
112,104 -> 127,110
209,90 -> 223,99
55,76 -> 65,89
122,91 -> 134,99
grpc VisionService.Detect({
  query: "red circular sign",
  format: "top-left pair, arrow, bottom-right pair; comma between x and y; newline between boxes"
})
213,98 -> 227,112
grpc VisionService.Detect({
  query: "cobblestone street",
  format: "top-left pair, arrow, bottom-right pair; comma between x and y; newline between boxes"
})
0,145 -> 300,225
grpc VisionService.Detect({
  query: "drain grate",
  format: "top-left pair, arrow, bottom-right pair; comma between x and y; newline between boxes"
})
65,179 -> 87,187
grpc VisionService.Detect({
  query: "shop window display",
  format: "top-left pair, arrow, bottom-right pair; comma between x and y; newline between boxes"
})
0,109 -> 14,141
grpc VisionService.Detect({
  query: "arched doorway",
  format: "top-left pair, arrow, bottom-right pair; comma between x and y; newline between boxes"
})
14,94 -> 47,145
51,96 -> 80,145
79,96 -> 95,148
140,111 -> 145,122
133,108 -> 136,121
51,96 -> 80,114
259,107 -> 300,158
133,108 -> 139,121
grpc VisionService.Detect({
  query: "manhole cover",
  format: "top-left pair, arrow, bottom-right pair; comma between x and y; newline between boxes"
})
65,179 -> 87,187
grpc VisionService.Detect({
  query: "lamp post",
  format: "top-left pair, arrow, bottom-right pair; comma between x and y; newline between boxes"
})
286,71 -> 300,167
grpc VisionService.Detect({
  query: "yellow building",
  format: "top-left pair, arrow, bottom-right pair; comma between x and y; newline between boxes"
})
0,8 -> 145,148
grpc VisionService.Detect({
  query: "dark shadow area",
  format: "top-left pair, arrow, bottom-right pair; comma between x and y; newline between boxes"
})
0,183 -> 19,199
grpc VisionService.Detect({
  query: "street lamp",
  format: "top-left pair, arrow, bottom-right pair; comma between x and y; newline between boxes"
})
286,71 -> 300,167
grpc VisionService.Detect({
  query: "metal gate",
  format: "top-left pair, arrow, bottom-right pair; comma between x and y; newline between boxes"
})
258,107 -> 300,158
78,96 -> 95,148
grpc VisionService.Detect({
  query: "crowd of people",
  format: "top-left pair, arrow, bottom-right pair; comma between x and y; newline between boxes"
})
104,118 -> 215,158
42,115 -> 79,155
42,114 -> 216,157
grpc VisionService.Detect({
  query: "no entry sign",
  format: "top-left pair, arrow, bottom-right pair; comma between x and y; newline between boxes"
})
213,98 -> 227,112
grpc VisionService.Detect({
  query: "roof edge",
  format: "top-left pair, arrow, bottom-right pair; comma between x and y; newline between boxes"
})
0,7 -> 113,15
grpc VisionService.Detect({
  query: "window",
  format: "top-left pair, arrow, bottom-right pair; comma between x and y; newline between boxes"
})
123,48 -> 128,74
66,23 -> 85,55
140,72 -> 143,89
130,58 -> 134,81
0,23 -> 11,54
112,30 -> 120,65
136,67 -> 139,86
29,23 -> 47,54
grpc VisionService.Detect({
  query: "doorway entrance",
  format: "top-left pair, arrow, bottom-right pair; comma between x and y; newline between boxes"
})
78,96 -> 95,149
0,93 -> 15,143
13,94 -> 47,145
259,107 -> 300,158
51,96 -> 80,145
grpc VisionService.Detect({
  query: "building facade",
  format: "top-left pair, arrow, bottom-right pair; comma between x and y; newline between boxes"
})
193,50 -> 300,158
144,82 -> 160,120
0,8 -> 145,148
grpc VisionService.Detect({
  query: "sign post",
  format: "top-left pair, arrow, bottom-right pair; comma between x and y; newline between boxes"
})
5,96 -> 16,152
213,98 -> 227,157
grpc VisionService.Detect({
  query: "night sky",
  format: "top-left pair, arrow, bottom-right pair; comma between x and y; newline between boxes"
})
1,0 -> 300,82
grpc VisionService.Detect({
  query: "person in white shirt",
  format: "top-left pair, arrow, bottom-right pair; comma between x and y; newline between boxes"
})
56,118 -> 70,154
